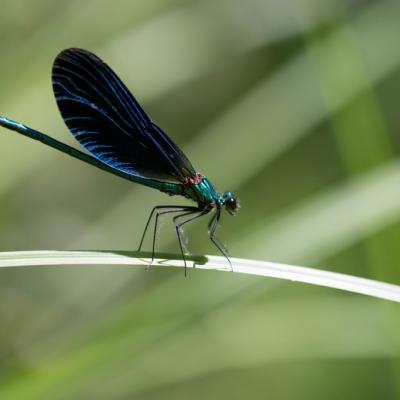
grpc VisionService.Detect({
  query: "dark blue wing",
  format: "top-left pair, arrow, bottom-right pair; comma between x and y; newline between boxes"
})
52,48 -> 196,183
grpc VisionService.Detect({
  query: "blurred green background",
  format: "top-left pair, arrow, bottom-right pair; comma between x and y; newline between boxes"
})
1,0 -> 400,399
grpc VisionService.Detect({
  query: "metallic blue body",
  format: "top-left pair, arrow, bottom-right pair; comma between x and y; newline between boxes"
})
0,116 -> 226,211
183,177 -> 223,208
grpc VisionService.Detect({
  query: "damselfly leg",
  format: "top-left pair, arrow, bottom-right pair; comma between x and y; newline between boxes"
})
138,205 -> 201,273
151,206 -> 198,262
173,209 -> 209,276
208,209 -> 232,271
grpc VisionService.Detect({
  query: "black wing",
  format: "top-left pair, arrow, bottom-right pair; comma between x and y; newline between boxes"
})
52,48 -> 196,183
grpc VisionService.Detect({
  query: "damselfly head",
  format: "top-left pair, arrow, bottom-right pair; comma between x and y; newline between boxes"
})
223,191 -> 240,215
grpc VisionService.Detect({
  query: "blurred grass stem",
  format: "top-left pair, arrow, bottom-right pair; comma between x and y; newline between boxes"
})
0,250 -> 399,303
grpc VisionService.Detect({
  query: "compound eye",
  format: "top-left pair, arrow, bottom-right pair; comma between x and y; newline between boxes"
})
224,194 -> 240,215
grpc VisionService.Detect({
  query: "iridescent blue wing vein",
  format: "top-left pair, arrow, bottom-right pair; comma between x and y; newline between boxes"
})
52,48 -> 197,183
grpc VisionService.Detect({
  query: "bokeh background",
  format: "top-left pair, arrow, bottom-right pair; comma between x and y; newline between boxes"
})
1,0 -> 400,398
